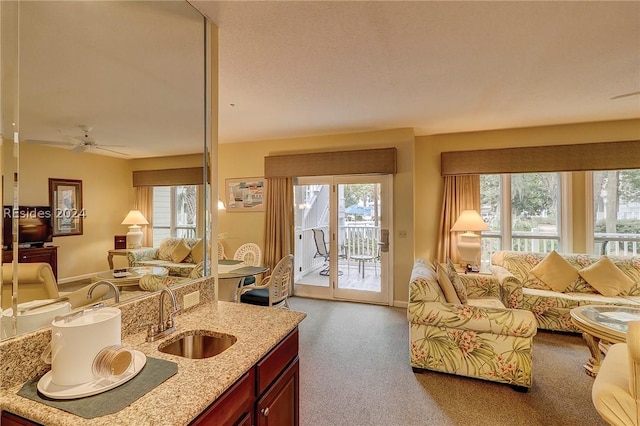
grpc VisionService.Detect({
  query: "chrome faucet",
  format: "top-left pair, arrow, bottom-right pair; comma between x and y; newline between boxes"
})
87,280 -> 120,303
144,286 -> 180,342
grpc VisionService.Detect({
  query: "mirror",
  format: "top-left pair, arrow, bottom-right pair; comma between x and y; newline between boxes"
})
0,1 -> 210,339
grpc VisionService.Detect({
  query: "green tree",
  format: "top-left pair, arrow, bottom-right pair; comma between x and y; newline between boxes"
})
343,184 -> 372,209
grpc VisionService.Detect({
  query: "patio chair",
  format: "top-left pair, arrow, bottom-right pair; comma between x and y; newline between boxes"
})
233,243 -> 263,285
236,254 -> 293,308
312,228 -> 331,276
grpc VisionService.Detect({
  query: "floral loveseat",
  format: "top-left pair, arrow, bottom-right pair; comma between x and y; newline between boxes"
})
127,237 -> 206,278
408,259 -> 537,389
491,250 -> 640,332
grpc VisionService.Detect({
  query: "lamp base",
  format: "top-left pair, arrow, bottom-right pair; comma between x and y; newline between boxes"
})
457,232 -> 481,267
126,225 -> 143,249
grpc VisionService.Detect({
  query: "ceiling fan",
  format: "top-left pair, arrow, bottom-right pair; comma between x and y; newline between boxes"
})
25,124 -> 129,156
611,91 -> 640,100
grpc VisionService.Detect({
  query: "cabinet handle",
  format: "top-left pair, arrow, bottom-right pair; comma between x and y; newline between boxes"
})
261,407 -> 270,417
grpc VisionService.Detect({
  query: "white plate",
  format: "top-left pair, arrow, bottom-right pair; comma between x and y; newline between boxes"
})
37,350 -> 147,399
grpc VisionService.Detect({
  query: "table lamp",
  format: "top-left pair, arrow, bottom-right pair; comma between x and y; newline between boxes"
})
450,209 -> 489,268
121,210 -> 149,249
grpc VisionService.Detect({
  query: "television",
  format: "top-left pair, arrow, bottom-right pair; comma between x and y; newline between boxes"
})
2,206 -> 54,249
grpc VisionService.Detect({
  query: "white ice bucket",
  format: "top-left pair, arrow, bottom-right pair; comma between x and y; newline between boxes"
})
42,307 -> 122,386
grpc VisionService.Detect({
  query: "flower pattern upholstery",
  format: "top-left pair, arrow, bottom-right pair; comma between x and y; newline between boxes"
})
127,238 -> 202,278
491,251 -> 640,332
408,259 -> 537,388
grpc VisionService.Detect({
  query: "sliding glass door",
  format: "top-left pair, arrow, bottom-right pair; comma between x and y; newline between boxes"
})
294,175 -> 391,304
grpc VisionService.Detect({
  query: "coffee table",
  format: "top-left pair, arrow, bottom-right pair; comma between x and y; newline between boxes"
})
92,266 -> 169,287
570,305 -> 640,376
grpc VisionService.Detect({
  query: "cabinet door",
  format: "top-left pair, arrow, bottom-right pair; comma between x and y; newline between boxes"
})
256,358 -> 299,426
190,370 -> 255,426
1,411 -> 41,426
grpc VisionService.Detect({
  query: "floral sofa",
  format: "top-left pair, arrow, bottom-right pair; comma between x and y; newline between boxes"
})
491,250 -> 640,332
127,237 -> 205,278
408,259 -> 537,388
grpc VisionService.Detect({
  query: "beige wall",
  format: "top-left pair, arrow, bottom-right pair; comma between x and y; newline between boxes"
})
10,144 -> 131,279
2,145 -> 206,280
218,128 -> 415,305
414,118 -> 640,262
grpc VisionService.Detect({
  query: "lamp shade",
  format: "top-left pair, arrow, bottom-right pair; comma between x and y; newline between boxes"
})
451,210 -> 489,232
121,210 -> 149,225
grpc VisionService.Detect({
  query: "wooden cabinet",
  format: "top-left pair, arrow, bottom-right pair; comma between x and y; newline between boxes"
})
2,246 -> 58,279
192,328 -> 300,426
1,411 -> 41,425
2,328 -> 300,426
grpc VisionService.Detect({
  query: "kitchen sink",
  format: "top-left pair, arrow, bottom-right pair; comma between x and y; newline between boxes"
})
158,330 -> 236,359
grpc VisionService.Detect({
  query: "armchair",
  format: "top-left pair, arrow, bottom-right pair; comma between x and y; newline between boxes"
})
1,263 -> 107,310
408,259 -> 537,389
592,321 -> 640,426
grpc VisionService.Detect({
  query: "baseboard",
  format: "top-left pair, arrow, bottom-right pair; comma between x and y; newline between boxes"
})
393,300 -> 408,309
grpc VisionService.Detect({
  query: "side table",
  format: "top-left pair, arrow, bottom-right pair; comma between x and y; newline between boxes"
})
107,248 -> 152,269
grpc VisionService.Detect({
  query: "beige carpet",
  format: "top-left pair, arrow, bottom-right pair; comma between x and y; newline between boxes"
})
288,297 -> 606,426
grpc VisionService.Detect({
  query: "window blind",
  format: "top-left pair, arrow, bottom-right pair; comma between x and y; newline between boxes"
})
441,140 -> 640,176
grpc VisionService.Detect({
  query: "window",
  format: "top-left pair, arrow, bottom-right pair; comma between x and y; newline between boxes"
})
152,185 -> 198,245
480,173 -> 561,263
590,169 -> 640,256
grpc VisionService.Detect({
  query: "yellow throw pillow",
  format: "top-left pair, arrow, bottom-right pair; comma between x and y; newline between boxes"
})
191,239 -> 205,264
530,250 -> 578,292
446,258 -> 467,304
578,256 -> 635,296
436,263 -> 461,304
170,239 -> 191,263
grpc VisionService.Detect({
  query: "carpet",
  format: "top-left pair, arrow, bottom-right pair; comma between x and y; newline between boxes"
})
288,297 -> 605,426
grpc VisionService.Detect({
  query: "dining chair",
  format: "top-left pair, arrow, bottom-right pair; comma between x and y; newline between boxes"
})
233,243 -> 263,285
217,241 -> 227,260
236,254 -> 293,308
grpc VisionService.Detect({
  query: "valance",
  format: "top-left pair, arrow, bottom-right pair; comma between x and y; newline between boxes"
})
265,148 -> 397,178
441,140 -> 640,176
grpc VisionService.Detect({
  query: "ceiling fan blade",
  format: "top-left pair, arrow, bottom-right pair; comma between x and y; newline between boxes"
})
611,91 -> 640,100
95,146 -> 129,156
71,144 -> 87,154
25,139 -> 74,147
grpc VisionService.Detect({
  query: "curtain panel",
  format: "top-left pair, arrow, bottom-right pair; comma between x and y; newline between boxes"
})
437,175 -> 481,263
263,177 -> 294,273
135,186 -> 153,247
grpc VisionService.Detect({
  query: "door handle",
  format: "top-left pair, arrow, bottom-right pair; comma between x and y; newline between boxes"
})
380,229 -> 389,252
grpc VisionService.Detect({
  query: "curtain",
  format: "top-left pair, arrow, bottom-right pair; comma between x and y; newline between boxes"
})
135,187 -> 153,247
436,175 -> 481,263
263,177 -> 294,273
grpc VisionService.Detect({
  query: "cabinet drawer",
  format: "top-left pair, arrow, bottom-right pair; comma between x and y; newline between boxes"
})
190,369 -> 255,426
256,329 -> 298,395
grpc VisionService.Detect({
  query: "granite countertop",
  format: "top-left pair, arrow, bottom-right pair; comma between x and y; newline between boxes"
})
0,301 -> 306,426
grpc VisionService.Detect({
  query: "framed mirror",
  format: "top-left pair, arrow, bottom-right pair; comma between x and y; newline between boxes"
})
0,1 -> 211,339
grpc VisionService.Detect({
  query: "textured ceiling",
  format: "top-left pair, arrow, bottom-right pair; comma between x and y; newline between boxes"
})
195,0 -> 640,143
5,1 -> 640,159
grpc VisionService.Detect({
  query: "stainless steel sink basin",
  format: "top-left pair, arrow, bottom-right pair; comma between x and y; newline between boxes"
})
158,330 -> 236,359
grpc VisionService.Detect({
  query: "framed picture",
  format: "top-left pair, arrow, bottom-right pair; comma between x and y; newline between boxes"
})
225,177 -> 266,212
48,178 -> 84,236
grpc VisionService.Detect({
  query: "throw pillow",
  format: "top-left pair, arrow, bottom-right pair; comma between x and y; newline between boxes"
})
446,258 -> 467,304
170,239 -> 191,263
191,239 -> 205,264
578,256 -> 635,296
436,263 -> 461,304
530,250 -> 578,292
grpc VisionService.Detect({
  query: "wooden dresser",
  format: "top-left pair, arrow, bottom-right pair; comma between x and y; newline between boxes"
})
2,246 -> 58,279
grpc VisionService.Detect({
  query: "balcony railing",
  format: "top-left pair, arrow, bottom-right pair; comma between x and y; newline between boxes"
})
595,234 -> 640,256
480,231 -> 640,263
295,225 -> 379,280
